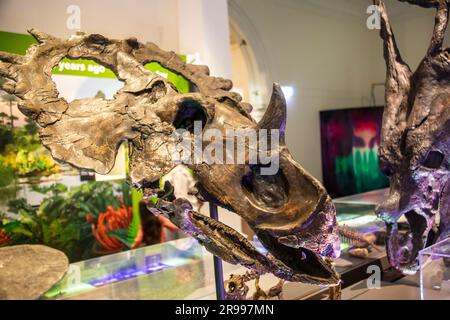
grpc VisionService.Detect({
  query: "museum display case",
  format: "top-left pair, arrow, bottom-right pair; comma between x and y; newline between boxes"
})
420,237 -> 450,300
36,190 -> 388,300
43,237 -> 211,300
0,0 -> 448,304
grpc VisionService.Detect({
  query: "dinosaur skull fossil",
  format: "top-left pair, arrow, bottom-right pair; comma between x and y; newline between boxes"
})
375,0 -> 450,274
0,30 -> 340,285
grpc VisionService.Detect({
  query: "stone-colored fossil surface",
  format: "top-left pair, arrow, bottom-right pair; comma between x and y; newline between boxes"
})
0,245 -> 68,299
374,0 -> 450,274
0,29 -> 340,287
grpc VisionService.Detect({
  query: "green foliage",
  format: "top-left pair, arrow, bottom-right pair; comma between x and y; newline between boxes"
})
120,180 -> 133,207
0,161 -> 15,187
126,208 -> 141,248
122,185 -> 142,249
101,213 -> 140,250
24,118 -> 38,135
0,181 -> 127,262
2,93 -> 16,103
0,97 -> 56,182
0,121 -> 59,185
0,125 -> 13,152
107,228 -> 131,247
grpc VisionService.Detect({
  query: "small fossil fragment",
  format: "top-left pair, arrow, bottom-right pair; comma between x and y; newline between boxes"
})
348,248 -> 369,259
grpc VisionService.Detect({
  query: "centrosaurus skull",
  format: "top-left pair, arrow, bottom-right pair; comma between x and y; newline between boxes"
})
374,0 -> 450,274
0,29 -> 340,285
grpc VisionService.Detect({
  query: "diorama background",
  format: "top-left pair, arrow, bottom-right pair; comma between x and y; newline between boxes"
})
320,106 -> 389,198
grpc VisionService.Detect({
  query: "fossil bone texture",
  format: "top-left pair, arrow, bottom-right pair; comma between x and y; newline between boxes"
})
374,0 -> 450,274
0,245 -> 68,299
0,29 -> 340,285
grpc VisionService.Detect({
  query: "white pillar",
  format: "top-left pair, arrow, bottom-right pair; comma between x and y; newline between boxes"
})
177,0 -> 243,234
177,0 -> 232,79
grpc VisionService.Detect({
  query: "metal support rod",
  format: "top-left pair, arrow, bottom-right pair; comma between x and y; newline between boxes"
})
209,202 -> 225,300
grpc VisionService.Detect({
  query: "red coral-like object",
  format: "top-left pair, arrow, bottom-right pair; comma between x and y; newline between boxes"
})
0,229 -> 9,247
90,205 -> 142,254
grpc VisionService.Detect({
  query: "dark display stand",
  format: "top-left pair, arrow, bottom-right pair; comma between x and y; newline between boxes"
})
209,202 -> 225,300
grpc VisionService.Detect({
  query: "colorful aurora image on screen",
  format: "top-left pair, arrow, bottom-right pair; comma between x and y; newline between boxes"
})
320,106 -> 389,198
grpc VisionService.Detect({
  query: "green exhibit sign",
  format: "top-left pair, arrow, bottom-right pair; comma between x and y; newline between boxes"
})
0,30 -> 190,230
0,31 -> 189,93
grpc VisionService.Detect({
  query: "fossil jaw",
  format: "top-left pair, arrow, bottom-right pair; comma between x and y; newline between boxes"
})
381,209 -> 431,274
150,197 -> 339,285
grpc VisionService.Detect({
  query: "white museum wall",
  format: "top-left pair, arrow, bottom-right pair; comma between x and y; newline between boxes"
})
229,0 -> 443,183
0,0 -> 232,85
230,0 -> 384,181
0,0 -> 180,51
178,0 -> 232,78
387,3 -> 450,70
0,0 -> 243,234
369,1 -> 450,90
230,35 -> 251,103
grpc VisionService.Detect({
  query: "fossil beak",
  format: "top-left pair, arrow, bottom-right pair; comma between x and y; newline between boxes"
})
149,198 -> 340,285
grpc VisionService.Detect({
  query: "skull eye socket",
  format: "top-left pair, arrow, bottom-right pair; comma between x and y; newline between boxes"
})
422,150 -> 444,169
173,99 -> 207,133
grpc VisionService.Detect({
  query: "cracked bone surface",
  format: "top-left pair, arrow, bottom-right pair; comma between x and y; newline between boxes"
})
0,29 -> 340,285
0,245 -> 69,300
374,0 -> 450,274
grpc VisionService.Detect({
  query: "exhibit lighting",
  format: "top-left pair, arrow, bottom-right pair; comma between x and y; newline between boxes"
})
281,85 -> 294,101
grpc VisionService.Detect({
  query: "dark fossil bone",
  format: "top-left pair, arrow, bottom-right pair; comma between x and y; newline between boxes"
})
0,29 -> 340,286
374,0 -> 450,274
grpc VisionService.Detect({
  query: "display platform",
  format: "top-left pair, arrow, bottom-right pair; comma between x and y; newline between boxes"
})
334,188 -> 388,205
44,237 -> 211,300
419,237 -> 450,300
339,274 -> 450,300
43,189 -> 390,300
